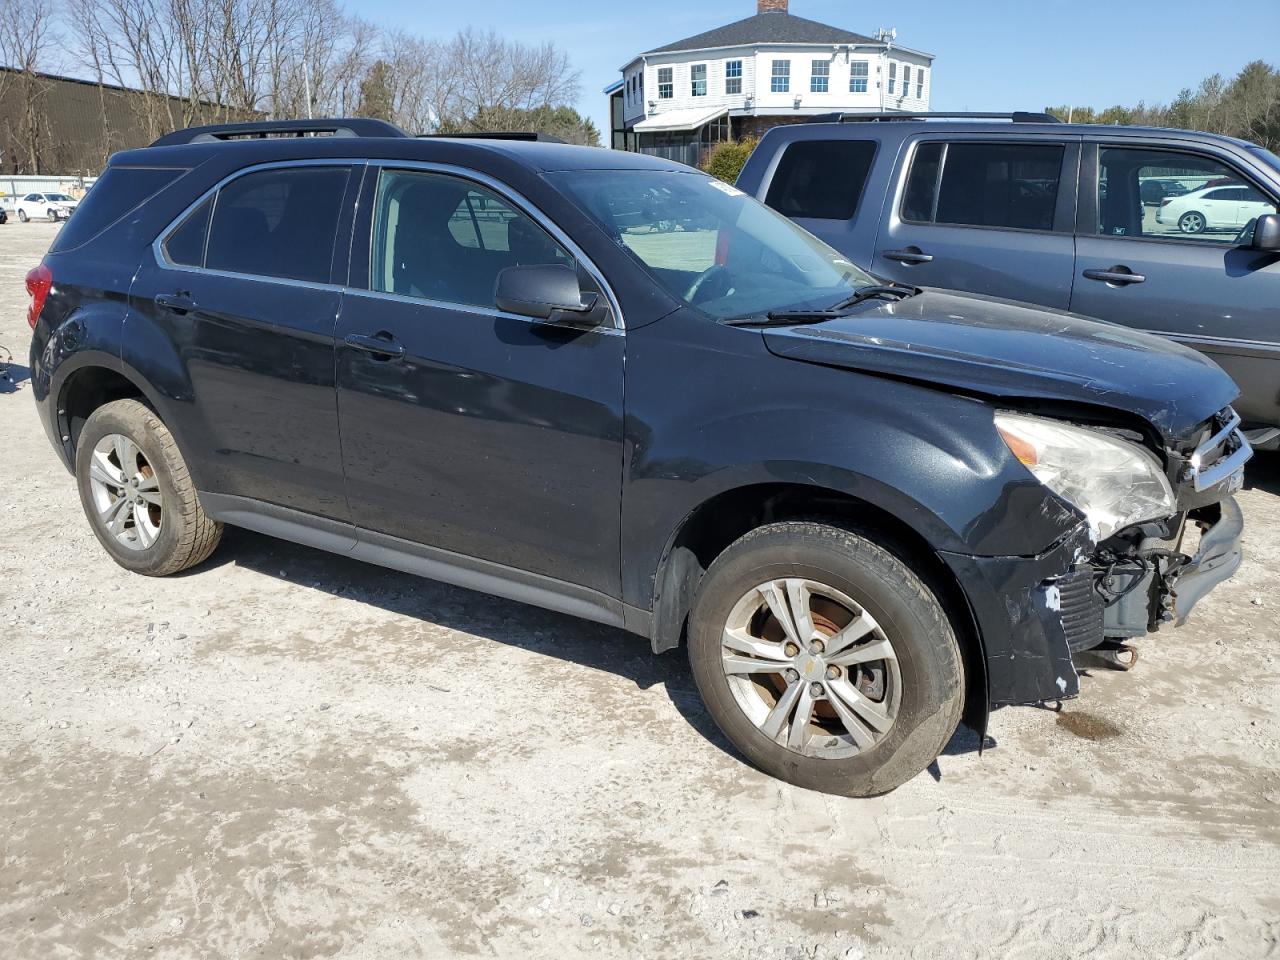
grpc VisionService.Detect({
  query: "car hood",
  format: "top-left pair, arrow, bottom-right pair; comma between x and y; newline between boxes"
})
761,290 -> 1239,440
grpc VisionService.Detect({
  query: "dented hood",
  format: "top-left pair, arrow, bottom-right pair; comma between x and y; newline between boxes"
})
761,290 -> 1239,439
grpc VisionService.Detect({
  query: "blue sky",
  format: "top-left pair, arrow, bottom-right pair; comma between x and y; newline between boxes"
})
349,0 -> 1280,138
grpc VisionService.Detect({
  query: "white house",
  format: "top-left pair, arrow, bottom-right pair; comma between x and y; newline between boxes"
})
606,0 -> 934,164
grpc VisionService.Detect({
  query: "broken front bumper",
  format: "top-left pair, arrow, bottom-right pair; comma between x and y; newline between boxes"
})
941,495 -> 1245,710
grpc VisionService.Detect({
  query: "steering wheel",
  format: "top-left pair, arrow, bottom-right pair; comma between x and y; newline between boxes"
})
685,265 -> 733,306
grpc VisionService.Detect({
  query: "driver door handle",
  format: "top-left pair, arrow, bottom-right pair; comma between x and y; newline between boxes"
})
882,248 -> 934,264
1083,267 -> 1146,285
344,331 -> 405,360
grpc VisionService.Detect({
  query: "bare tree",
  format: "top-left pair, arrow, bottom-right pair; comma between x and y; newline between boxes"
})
0,0 -> 57,171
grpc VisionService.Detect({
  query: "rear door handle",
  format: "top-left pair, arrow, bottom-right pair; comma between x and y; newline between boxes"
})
344,331 -> 405,360
155,292 -> 196,314
1082,267 -> 1146,285
882,248 -> 934,264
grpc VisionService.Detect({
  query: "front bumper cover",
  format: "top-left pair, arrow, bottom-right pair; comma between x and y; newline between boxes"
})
942,495 -> 1245,711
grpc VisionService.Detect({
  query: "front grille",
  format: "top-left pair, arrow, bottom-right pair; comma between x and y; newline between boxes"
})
1056,567 -> 1104,653
1188,406 -> 1251,492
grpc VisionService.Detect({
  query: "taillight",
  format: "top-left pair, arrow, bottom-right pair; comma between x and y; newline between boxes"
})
26,262 -> 51,329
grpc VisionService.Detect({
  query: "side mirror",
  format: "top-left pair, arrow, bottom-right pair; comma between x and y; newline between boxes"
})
494,263 -> 600,327
1251,212 -> 1280,252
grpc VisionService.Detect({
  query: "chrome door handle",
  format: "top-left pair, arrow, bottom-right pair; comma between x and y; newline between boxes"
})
1083,267 -> 1146,285
882,248 -> 934,264
344,331 -> 405,360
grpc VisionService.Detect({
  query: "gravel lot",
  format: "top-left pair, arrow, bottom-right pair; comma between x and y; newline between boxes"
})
2,222 -> 1278,959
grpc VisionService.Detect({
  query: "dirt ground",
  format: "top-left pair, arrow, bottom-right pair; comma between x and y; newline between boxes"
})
1,221 -> 1278,959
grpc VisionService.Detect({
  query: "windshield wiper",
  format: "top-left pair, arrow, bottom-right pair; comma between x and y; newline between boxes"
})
828,283 -> 921,309
723,284 -> 922,328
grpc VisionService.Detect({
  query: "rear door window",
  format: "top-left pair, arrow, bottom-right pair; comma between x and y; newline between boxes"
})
764,139 -> 877,220
902,141 -> 1065,231
202,165 -> 350,283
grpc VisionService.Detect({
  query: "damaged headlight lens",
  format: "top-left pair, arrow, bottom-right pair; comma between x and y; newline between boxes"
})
994,412 -> 1176,540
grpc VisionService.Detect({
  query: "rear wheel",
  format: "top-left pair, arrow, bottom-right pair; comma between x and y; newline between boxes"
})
1179,210 -> 1207,234
687,521 -> 964,797
17,208 -> 28,223
75,399 -> 222,576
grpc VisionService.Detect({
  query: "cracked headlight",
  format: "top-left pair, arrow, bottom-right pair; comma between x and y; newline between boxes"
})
995,412 -> 1176,541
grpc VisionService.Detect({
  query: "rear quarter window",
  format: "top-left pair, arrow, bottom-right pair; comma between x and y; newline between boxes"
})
764,139 -> 877,220
49,167 -> 186,253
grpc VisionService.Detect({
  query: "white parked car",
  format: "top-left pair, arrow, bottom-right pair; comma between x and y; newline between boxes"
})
13,192 -> 79,222
1156,183 -> 1275,234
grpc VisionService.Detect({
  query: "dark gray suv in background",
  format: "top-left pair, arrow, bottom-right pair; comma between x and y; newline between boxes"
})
738,112 -> 1280,443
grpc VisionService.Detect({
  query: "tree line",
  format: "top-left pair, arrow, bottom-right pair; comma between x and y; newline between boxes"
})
0,0 -> 598,173
1047,60 -> 1280,151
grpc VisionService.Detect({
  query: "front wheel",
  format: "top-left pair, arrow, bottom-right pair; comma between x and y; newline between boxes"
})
75,399 -> 222,576
46,207 -> 58,222
687,521 -> 964,797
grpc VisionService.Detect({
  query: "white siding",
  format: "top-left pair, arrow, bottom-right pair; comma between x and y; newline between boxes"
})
621,42 -> 932,125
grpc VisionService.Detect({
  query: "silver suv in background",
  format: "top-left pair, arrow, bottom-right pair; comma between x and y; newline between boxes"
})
737,112 -> 1280,445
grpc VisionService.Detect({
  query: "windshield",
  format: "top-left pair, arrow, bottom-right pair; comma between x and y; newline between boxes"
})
548,169 -> 875,319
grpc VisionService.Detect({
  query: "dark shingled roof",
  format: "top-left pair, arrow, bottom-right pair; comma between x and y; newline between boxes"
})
643,10 -> 877,54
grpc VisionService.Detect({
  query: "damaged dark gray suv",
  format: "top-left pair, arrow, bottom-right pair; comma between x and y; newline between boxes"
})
29,119 -> 1249,796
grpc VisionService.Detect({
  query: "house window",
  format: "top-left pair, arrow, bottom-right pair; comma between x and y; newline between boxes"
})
658,66 -> 673,99
639,73 -> 644,102
771,59 -> 790,93
849,60 -> 869,93
810,60 -> 829,93
725,59 -> 742,95
902,65 -> 912,98
888,62 -> 897,95
691,63 -> 707,97
916,68 -> 925,99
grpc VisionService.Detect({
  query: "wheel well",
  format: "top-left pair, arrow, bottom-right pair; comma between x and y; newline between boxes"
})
651,482 -> 987,729
59,367 -> 147,463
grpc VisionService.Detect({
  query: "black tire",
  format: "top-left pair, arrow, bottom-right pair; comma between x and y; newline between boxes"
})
46,207 -> 58,222
75,399 -> 222,576
687,521 -> 964,797
1178,210 -> 1207,234
17,209 -> 28,223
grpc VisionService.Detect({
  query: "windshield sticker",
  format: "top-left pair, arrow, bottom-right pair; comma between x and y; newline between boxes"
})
708,180 -> 745,197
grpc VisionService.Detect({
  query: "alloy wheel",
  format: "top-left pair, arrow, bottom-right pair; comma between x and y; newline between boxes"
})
720,578 -> 901,759
87,434 -> 164,550
1180,212 -> 1205,233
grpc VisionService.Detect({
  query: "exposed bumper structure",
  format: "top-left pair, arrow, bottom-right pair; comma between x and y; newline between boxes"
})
943,495 -> 1246,712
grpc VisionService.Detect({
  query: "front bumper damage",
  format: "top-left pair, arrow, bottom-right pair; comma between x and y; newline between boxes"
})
941,495 -> 1246,710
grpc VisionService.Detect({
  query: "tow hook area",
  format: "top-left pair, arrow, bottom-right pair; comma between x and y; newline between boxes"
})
1093,638 -> 1139,671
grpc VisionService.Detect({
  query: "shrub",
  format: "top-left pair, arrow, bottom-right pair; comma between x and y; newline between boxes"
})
701,139 -> 758,184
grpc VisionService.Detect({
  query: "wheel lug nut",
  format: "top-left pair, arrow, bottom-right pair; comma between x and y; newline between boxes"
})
809,682 -> 823,697
784,643 -> 799,657
785,668 -> 799,682
826,665 -> 840,680
810,640 -> 825,654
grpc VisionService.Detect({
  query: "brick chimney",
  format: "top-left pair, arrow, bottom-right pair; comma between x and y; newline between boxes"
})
758,0 -> 788,12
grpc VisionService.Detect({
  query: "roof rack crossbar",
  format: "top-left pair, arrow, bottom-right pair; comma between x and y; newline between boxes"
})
150,118 -> 408,147
830,111 -> 1062,124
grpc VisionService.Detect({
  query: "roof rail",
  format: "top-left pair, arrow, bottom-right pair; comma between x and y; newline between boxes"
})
418,131 -> 566,143
150,118 -> 408,147
828,111 -> 1063,124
